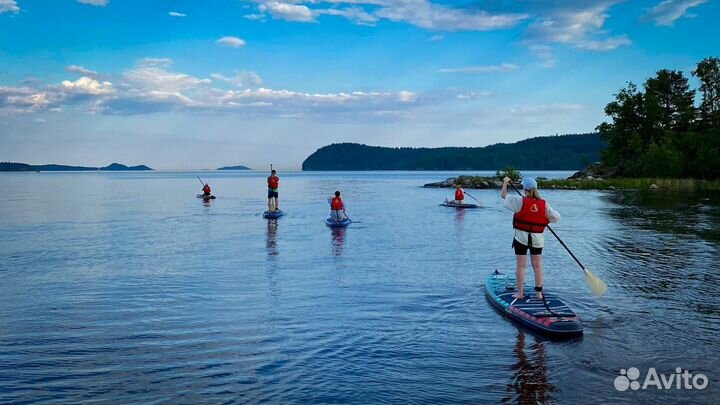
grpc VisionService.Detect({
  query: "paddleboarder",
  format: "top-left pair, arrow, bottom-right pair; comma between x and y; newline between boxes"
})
267,169 -> 280,212
453,184 -> 465,204
329,191 -> 347,221
501,177 -> 560,300
202,183 -> 212,197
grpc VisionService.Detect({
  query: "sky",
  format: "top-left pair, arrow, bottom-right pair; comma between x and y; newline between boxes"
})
0,0 -> 718,169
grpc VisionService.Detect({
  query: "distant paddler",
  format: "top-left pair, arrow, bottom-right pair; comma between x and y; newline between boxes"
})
202,183 -> 212,197
329,191 -> 347,221
452,184 -> 465,204
267,168 -> 280,212
501,177 -> 560,300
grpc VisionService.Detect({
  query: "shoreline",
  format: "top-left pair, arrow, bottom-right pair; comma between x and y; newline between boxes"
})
423,175 -> 720,192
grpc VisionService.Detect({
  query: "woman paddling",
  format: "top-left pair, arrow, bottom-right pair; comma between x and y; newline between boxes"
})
202,183 -> 212,197
501,177 -> 560,300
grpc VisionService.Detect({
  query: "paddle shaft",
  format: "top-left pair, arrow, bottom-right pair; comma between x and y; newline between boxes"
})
197,176 -> 205,186
463,190 -> 481,204
508,182 -> 587,271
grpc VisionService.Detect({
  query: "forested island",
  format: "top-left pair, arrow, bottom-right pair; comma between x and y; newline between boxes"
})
302,133 -> 604,171
217,165 -> 252,170
0,162 -> 153,172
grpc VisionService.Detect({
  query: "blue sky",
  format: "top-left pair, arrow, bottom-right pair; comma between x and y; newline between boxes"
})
0,0 -> 718,169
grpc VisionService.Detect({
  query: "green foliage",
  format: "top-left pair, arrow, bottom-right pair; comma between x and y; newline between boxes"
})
302,133 -> 605,170
598,57 -> 720,179
495,166 -> 522,182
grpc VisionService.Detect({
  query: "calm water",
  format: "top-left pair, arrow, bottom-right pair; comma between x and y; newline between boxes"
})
0,171 -> 718,405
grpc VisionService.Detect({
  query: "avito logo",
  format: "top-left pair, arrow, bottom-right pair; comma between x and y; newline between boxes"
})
614,367 -> 709,391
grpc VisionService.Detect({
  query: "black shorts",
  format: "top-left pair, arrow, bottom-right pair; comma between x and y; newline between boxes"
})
268,189 -> 278,198
512,238 -> 542,256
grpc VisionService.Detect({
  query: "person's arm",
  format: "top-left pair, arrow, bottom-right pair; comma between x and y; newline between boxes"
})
546,203 -> 561,223
503,195 -> 522,212
501,177 -> 510,200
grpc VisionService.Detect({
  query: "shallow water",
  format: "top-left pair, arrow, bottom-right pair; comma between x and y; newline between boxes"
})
0,170 -> 718,405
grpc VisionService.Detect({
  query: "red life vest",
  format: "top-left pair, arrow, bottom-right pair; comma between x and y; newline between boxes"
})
513,197 -> 549,233
202,185 -> 211,194
455,188 -> 464,201
268,175 -> 279,189
331,197 -> 344,210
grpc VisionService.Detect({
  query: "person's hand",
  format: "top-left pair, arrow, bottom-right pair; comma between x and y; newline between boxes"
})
503,177 -> 511,184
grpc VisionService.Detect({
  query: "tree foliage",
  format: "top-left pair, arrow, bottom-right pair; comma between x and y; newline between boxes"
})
598,57 -> 720,179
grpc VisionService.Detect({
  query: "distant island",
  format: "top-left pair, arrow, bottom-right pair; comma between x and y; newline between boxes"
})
0,162 -> 153,172
302,133 -> 604,171
217,165 -> 252,170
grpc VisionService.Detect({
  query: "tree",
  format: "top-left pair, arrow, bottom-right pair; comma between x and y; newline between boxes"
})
693,57 -> 720,130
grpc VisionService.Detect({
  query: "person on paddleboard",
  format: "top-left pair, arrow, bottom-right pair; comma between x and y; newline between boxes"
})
501,177 -> 560,300
329,191 -> 347,221
202,183 -> 212,197
267,169 -> 280,212
453,184 -> 465,204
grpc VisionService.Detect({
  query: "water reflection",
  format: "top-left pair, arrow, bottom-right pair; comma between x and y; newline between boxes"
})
454,207 -> 466,226
502,331 -> 557,405
330,227 -> 346,256
266,219 -> 279,257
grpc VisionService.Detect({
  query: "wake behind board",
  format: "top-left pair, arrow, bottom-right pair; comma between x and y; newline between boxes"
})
440,201 -> 479,209
263,210 -> 285,219
485,270 -> 583,337
197,194 -> 216,200
325,218 -> 351,228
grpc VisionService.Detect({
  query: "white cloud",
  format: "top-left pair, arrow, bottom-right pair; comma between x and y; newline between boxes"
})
249,1 -> 527,31
66,65 -> 98,76
259,1 -> 315,22
0,0 -> 19,14
216,36 -> 246,48
61,77 -> 114,95
168,11 -> 186,17
438,63 -> 518,74
244,13 -> 266,20
77,0 -> 108,6
316,6 -> 378,25
576,35 -> 631,51
1,58 -> 487,118
210,71 -> 263,88
527,44 -> 556,69
524,1 -> 630,52
374,1 -> 527,31
645,0 -> 708,26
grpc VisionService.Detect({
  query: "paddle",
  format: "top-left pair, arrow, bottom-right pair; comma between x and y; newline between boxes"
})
197,176 -> 205,186
508,181 -> 608,296
463,190 -> 482,205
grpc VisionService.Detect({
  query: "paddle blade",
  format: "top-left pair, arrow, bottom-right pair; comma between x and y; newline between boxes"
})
584,268 -> 608,296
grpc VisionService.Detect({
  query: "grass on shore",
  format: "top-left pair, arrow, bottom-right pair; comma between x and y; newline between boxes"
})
538,178 -> 720,192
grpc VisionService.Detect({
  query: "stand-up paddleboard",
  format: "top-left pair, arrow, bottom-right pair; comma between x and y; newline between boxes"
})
197,194 -> 216,200
440,201 -> 479,208
263,210 -> 285,219
325,217 -> 351,228
485,270 -> 583,337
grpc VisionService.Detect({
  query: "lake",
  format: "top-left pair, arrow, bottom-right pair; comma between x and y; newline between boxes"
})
0,170 -> 718,404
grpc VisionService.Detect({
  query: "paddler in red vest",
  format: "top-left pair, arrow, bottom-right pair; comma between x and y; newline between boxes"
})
267,169 -> 280,212
453,185 -> 465,204
202,183 -> 211,197
501,177 -> 560,300
329,191 -> 347,221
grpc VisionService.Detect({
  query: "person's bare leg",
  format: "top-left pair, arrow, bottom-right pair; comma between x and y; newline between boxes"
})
531,254 -> 544,299
513,255 -> 527,299
274,197 -> 279,211
268,198 -> 274,211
